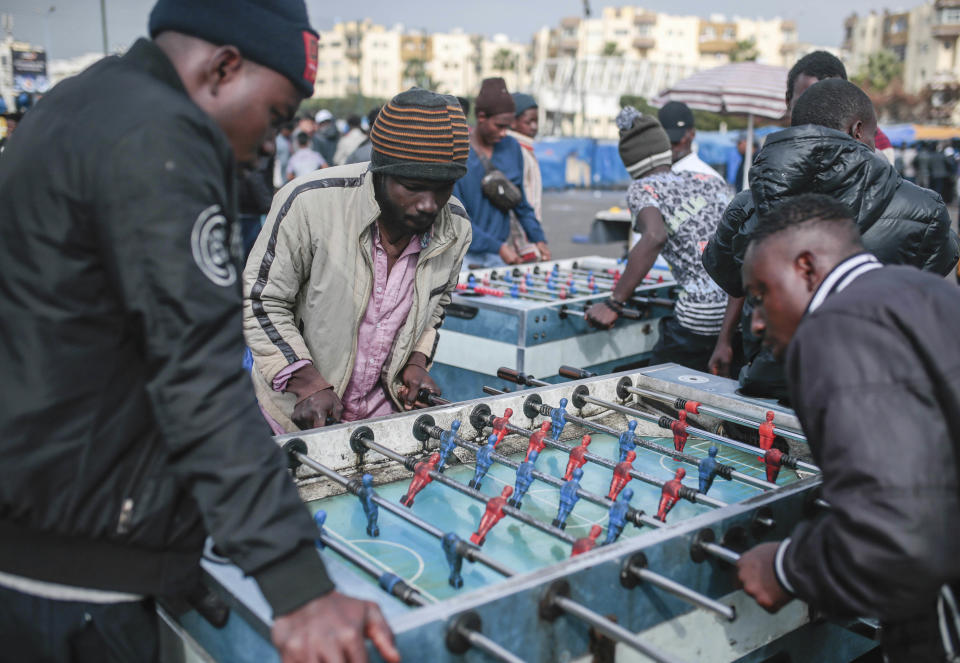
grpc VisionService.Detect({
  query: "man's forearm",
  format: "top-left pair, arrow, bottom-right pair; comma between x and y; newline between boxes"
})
612,238 -> 662,302
717,296 -> 744,344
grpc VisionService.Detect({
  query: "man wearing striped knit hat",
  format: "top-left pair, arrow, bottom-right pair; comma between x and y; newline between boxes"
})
244,88 -> 472,431
585,107 -> 730,373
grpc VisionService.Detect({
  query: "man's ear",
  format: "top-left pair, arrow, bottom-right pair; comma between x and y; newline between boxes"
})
849,118 -> 864,143
794,250 -> 818,292
205,45 -> 243,96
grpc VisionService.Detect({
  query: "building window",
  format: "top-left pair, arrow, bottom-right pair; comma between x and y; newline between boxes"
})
941,8 -> 960,24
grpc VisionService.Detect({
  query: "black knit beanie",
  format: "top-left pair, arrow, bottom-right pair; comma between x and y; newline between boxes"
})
476,77 -> 515,117
369,88 -> 469,182
617,107 -> 673,179
148,0 -> 319,97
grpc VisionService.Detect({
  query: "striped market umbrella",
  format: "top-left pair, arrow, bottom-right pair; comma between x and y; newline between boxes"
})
652,62 -> 789,189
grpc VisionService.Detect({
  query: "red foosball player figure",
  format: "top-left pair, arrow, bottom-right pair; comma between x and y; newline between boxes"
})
656,467 -> 686,522
762,448 -> 784,483
757,410 -> 775,462
570,525 -> 603,557
470,485 -> 514,546
671,410 -> 689,453
525,421 -> 551,461
564,434 -> 591,480
491,408 -> 514,448
400,452 -> 441,507
607,450 -> 636,500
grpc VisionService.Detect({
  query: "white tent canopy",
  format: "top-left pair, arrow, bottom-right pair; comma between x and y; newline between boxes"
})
652,62 -> 789,189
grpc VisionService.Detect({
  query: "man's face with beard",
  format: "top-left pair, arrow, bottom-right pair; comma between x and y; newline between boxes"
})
375,175 -> 455,238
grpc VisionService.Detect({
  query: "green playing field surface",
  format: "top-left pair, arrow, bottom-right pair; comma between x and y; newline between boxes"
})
308,430 -> 796,608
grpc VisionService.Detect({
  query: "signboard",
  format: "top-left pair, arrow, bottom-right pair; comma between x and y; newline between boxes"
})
12,48 -> 49,93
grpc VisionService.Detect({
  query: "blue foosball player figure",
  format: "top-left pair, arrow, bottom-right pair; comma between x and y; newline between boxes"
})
441,532 -> 465,589
508,450 -> 539,508
603,486 -> 633,544
550,398 -> 568,441
617,420 -> 638,463
313,509 -> 327,549
469,434 -> 498,490
552,467 -> 583,529
698,446 -> 720,495
437,419 -> 461,473
358,473 -> 380,537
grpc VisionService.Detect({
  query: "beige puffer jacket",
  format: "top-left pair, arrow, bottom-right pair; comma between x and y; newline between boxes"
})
243,162 -> 471,431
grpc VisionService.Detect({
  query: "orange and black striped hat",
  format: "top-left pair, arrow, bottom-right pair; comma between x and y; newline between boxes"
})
370,88 -> 469,181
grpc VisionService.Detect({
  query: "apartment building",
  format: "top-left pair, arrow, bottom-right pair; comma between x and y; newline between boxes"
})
312,19 -> 529,101
535,6 -> 798,69
844,1 -> 960,94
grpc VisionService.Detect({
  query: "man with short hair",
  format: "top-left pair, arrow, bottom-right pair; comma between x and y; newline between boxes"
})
658,101 -> 724,181
737,193 -> 960,663
345,105 -> 381,165
454,77 -> 548,266
333,113 -> 366,166
244,88 -> 472,431
505,92 -> 544,259
285,130 -> 325,180
0,1 -> 399,661
273,119 -> 295,187
313,108 -> 339,164
703,79 -> 957,395
585,108 -> 729,372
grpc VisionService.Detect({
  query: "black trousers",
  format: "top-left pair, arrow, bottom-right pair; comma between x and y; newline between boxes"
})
0,584 -> 158,663
649,315 -> 721,374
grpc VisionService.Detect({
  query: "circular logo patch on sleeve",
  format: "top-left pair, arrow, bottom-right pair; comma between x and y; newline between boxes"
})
191,204 -> 237,287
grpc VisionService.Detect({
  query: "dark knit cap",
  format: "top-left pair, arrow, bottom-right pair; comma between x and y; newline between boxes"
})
512,93 -> 537,117
148,0 -> 319,97
617,107 -> 673,179
370,88 -> 469,182
476,77 -> 515,117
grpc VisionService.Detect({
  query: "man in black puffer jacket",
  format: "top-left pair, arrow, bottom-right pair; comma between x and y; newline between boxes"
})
702,79 -> 958,400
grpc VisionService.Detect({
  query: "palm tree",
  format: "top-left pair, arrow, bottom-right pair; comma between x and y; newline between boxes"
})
602,41 -> 622,57
492,48 -> 517,73
403,58 -> 438,90
729,37 -> 758,62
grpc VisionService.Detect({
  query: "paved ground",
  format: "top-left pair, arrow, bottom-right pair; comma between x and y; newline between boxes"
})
541,189 -> 629,260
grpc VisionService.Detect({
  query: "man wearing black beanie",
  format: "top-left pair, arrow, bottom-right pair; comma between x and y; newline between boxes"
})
0,1 -> 399,662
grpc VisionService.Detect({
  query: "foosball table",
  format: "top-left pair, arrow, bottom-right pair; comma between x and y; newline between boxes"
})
167,365 -> 879,663
431,256 -> 678,402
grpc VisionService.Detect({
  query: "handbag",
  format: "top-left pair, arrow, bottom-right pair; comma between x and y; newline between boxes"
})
477,152 -> 523,212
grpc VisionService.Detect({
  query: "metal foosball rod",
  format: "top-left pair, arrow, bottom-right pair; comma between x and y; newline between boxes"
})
540,581 -> 686,663
520,392 -> 778,493
485,271 -> 574,300
455,281 -> 554,302
412,415 -> 660,529
347,427 -> 580,545
557,303 -> 647,321
690,529 -> 743,566
619,552 -> 736,622
569,385 -> 821,474
470,402 -> 725,511
284,439 -> 516,579
561,368 -> 806,444
445,612 -> 527,663
311,509 -> 428,608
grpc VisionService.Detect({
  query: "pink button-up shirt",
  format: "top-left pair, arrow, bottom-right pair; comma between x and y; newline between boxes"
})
263,225 -> 421,431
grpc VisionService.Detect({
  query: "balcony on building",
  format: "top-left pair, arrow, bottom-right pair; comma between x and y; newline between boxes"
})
842,15 -> 857,50
559,37 -> 580,53
698,40 -> 735,55
634,12 -> 657,26
560,17 -> 581,30
780,42 -> 799,55
632,36 -> 656,50
933,2 -> 960,39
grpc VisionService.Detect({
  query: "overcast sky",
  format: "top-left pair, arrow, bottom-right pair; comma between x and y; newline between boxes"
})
4,0 -> 884,60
